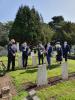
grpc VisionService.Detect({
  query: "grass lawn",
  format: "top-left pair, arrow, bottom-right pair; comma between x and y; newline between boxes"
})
0,55 -> 75,100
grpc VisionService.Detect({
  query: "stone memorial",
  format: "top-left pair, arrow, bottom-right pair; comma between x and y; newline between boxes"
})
61,62 -> 68,80
45,57 -> 48,66
31,52 -> 37,67
29,89 -> 36,97
17,42 -> 20,52
37,64 -> 47,86
17,42 -> 23,68
18,53 -> 23,68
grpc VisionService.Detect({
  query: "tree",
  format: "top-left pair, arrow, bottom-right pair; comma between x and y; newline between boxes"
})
9,5 -> 42,45
0,21 -> 13,46
52,16 -> 64,23
48,16 -> 75,45
41,23 -> 55,44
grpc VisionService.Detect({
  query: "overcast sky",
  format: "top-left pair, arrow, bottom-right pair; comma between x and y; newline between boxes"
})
0,0 -> 75,23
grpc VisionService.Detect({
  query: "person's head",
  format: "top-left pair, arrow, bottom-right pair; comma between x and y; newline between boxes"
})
47,42 -> 50,47
11,39 -> 15,44
24,42 -> 27,47
56,41 -> 61,48
64,41 -> 67,45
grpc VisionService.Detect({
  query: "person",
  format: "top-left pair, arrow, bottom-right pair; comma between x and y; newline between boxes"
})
55,42 -> 63,64
45,43 -> 52,69
7,39 -> 17,71
37,42 -> 45,65
62,41 -> 70,61
21,42 -> 29,68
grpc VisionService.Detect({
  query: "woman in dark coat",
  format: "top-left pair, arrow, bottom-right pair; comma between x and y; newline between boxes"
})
55,42 -> 63,64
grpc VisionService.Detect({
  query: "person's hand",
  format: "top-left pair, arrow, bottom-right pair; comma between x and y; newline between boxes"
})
13,53 -> 15,56
68,52 -> 70,54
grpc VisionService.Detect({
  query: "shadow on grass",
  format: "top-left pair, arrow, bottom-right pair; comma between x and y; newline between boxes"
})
6,63 -> 60,74
20,68 -> 37,74
25,68 -> 37,73
50,63 -> 60,70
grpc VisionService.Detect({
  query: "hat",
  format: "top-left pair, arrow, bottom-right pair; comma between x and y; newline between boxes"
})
56,41 -> 60,44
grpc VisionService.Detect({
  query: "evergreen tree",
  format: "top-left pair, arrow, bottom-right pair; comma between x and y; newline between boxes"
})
9,5 -> 42,45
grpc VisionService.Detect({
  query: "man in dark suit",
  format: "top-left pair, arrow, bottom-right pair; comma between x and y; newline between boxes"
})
62,41 -> 70,61
7,39 -> 17,71
46,43 -> 52,69
21,42 -> 29,68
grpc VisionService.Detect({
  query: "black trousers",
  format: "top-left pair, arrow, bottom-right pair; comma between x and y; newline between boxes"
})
7,54 -> 15,71
64,54 -> 68,61
38,55 -> 44,65
22,54 -> 28,68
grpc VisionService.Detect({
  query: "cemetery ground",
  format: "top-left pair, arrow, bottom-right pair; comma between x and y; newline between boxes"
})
0,55 -> 75,100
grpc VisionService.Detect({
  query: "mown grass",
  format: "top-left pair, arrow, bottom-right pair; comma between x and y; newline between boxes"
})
0,55 -> 75,100
37,80 -> 75,100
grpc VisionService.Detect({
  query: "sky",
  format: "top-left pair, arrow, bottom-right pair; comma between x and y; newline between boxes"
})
0,0 -> 75,23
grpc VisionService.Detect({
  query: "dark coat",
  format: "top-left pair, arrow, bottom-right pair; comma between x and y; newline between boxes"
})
21,45 -> 29,56
62,44 -> 70,56
56,47 -> 62,61
37,46 -> 44,57
8,43 -> 17,57
46,46 -> 52,57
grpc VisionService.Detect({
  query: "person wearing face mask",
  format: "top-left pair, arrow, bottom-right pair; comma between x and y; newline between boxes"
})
62,41 -> 70,61
21,42 -> 29,68
7,39 -> 17,71
37,42 -> 45,65
45,42 -> 52,69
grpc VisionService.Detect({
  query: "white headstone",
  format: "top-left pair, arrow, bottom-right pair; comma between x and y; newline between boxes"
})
29,89 -> 36,96
45,57 -> 48,66
31,52 -> 37,67
18,54 -> 23,68
61,62 -> 68,80
37,64 -> 47,86
17,42 -> 20,52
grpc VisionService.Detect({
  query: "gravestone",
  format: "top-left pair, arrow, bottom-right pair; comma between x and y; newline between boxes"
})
17,42 -> 20,52
44,57 -> 48,66
33,96 -> 40,100
0,49 -> 7,56
37,64 -> 47,86
70,45 -> 75,54
61,62 -> 68,80
29,89 -> 36,97
18,53 -> 23,68
17,43 -> 23,68
31,52 -> 37,67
